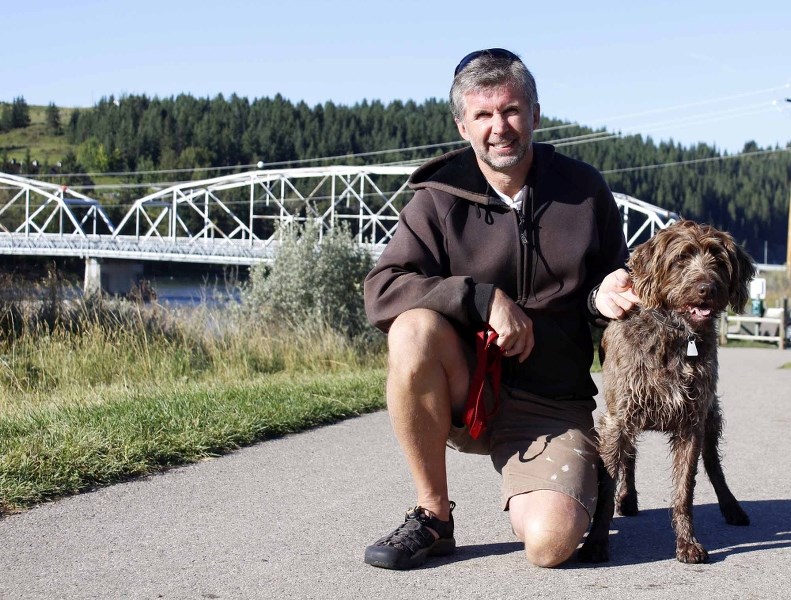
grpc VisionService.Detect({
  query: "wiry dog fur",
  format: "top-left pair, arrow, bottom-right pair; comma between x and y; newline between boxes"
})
579,220 -> 755,564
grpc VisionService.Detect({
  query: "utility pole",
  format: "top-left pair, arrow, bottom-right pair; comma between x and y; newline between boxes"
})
787,100 -> 791,278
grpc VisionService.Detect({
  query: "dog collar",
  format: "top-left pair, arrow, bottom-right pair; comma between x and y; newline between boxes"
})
647,308 -> 700,357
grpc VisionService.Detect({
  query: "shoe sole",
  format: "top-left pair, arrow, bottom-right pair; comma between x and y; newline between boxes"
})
364,538 -> 456,570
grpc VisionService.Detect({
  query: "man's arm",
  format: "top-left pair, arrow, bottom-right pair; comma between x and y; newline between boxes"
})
364,191 -> 492,332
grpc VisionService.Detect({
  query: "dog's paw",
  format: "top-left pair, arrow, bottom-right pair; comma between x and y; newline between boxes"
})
578,540 -> 610,563
722,503 -> 750,526
676,539 -> 708,564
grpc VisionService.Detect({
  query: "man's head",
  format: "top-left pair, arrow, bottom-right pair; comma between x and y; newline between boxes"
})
450,48 -> 541,188
449,48 -> 538,121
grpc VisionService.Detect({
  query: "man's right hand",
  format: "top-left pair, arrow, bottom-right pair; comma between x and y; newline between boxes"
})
487,288 -> 534,362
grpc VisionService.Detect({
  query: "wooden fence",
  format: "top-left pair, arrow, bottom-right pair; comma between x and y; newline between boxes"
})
720,298 -> 789,349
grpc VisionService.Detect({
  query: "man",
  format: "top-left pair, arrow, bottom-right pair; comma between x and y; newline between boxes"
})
363,48 -> 638,570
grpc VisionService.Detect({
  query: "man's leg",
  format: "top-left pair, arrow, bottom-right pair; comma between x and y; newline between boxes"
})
384,308 -> 470,520
364,309 -> 470,569
509,491 -> 590,567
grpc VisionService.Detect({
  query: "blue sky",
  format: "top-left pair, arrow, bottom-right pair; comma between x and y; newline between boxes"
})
3,0 -> 790,154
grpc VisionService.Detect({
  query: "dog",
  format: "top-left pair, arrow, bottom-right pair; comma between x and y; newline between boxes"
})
579,219 -> 755,564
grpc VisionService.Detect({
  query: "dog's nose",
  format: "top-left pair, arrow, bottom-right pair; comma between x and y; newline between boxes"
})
697,283 -> 713,298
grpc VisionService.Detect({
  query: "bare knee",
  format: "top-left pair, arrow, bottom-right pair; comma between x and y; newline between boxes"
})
522,526 -> 582,568
510,491 -> 590,568
387,309 -> 458,359
386,310 -> 468,400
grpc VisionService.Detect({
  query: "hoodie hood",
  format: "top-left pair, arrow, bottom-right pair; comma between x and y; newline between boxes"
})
408,143 -> 557,205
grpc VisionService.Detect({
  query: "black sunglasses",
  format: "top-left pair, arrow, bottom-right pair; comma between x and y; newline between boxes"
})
454,48 -> 521,77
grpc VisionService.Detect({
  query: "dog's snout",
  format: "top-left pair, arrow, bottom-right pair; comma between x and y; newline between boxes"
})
697,282 -> 713,298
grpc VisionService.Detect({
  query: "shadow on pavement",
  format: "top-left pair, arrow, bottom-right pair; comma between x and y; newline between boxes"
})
424,541 -> 524,569
573,499 -> 791,566
425,499 -> 791,569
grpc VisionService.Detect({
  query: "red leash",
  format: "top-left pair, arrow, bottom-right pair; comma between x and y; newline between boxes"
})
463,329 -> 503,440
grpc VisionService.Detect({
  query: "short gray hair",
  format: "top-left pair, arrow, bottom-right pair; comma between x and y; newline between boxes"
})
449,51 -> 538,121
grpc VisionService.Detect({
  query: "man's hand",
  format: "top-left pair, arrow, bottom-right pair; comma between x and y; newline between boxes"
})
488,288 -> 534,362
595,268 -> 640,320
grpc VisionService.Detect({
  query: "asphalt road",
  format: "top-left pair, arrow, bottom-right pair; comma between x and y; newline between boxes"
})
1,347 -> 789,600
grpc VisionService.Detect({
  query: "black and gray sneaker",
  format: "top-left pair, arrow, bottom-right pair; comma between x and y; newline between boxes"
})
364,502 -> 456,570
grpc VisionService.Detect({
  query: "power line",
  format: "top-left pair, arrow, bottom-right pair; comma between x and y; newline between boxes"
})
615,102 -> 780,140
22,122 -> 587,181
585,82 -> 791,126
7,84 -> 789,184
600,146 -> 790,175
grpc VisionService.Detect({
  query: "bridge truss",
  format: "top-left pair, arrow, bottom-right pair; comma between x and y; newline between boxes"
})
0,167 -> 678,265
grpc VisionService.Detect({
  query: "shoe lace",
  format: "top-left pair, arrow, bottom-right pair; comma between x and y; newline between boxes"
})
378,503 -> 455,553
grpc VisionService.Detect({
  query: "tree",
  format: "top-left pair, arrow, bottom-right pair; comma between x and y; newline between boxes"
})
0,103 -> 12,132
10,96 -> 31,128
45,102 -> 62,135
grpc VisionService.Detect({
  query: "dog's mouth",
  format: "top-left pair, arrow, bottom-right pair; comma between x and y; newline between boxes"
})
684,305 -> 713,323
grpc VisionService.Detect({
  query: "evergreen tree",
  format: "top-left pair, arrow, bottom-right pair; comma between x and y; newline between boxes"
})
0,103 -> 12,132
10,96 -> 31,128
45,102 -> 62,135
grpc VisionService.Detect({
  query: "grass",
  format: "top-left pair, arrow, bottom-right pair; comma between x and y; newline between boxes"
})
0,369 -> 385,514
0,274 -> 388,515
0,105 -> 79,165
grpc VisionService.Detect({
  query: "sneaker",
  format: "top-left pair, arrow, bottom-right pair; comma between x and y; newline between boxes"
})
364,502 -> 456,570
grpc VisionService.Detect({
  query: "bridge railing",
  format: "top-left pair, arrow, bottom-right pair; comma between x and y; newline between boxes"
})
0,172 -> 115,238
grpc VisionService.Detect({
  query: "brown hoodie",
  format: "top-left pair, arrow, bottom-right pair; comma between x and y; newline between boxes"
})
364,143 -> 628,399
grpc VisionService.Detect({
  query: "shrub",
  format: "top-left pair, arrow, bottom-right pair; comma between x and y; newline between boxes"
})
243,220 -> 374,337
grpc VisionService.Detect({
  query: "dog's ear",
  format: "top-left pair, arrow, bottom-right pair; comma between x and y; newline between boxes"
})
627,224 -> 676,309
627,242 -> 654,306
722,234 -> 755,313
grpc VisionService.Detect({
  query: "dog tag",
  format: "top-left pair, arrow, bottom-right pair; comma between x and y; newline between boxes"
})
687,338 -> 698,357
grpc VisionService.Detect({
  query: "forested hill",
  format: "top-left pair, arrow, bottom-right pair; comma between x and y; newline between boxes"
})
2,93 -> 790,263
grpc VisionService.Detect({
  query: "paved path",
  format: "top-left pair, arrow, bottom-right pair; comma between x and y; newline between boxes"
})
1,347 -> 789,599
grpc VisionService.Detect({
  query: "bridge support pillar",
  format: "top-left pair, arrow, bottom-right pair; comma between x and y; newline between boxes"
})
83,258 -> 145,297
84,257 -> 103,297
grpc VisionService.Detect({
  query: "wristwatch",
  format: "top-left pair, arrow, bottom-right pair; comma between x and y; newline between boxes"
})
587,286 -> 600,317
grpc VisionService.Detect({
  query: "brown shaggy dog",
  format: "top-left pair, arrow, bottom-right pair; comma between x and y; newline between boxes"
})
579,220 -> 755,564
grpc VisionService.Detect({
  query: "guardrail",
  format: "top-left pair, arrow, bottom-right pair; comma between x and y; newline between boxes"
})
720,299 -> 789,349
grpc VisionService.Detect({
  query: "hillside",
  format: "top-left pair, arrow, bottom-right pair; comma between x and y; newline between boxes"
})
0,103 -> 79,166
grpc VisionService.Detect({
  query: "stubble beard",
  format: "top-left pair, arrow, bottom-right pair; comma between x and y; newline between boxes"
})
476,137 -> 531,172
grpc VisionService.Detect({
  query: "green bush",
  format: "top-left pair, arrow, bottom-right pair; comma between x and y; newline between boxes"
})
243,220 -> 374,337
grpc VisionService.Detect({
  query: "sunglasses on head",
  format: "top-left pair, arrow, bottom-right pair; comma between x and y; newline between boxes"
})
454,48 -> 521,77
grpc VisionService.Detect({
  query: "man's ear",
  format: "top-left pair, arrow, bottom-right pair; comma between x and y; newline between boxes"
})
532,103 -> 541,129
455,118 -> 470,141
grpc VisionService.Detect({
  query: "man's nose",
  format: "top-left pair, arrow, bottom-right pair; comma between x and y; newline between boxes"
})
491,113 -> 510,134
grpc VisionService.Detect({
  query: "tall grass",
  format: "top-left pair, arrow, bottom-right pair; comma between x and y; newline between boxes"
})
0,225 -> 387,514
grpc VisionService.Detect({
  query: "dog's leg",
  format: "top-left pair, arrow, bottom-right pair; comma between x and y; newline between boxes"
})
670,433 -> 708,563
702,404 -> 749,526
616,442 -> 639,516
578,455 -> 615,563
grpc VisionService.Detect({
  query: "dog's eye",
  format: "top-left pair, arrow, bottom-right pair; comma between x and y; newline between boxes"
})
673,253 -> 689,267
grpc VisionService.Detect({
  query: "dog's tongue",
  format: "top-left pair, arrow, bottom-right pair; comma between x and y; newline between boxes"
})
688,306 -> 711,320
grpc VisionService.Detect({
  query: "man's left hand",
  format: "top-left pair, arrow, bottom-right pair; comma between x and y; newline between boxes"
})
595,268 -> 640,320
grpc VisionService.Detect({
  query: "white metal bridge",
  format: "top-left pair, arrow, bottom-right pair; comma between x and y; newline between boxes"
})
0,167 -> 678,267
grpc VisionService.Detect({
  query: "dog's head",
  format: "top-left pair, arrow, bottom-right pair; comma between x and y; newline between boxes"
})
628,220 -> 755,328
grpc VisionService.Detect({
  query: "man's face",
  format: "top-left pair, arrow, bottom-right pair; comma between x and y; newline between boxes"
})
455,83 -> 540,176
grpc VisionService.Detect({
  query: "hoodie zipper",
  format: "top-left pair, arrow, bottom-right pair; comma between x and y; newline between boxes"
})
515,186 -> 533,304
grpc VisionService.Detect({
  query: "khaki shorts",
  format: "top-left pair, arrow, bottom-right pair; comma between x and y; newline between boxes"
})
448,382 -> 599,519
